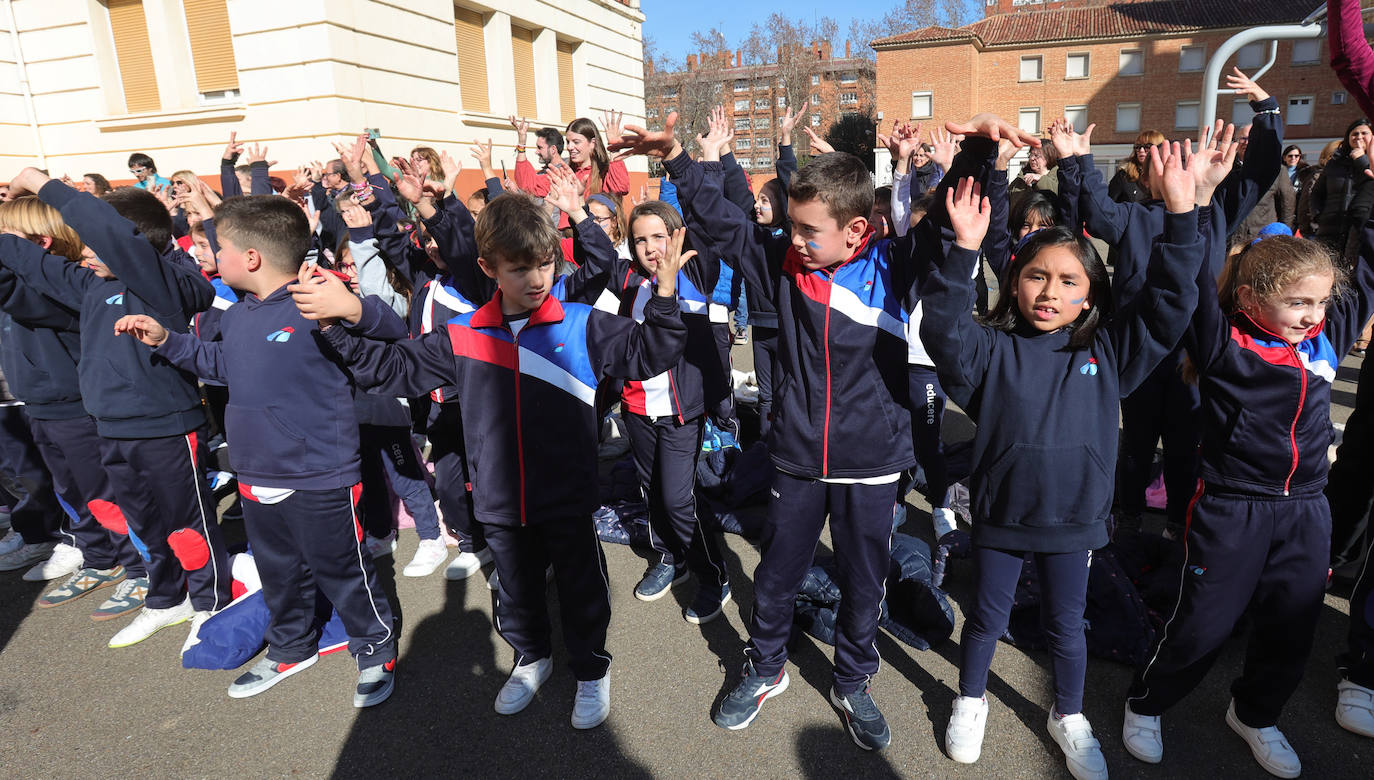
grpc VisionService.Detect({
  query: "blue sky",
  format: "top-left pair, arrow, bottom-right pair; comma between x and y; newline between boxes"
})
641,0 -> 981,65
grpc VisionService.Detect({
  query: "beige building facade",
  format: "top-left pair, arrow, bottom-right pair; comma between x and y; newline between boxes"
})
0,0 -> 648,191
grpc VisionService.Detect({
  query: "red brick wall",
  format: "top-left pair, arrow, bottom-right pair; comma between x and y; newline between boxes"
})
877,33 -> 1363,146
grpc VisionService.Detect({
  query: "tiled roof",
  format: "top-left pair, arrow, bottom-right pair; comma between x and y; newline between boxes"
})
872,0 -> 1318,48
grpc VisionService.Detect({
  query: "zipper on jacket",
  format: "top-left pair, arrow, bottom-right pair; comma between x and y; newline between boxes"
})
510,327 -> 528,524
821,272 -> 833,476
1282,341 -> 1306,495
667,370 -> 685,425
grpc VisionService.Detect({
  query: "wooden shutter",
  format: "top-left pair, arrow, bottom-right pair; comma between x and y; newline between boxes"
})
107,0 -> 161,113
511,25 -> 536,118
557,40 -> 576,124
183,0 -> 238,93
454,6 -> 488,113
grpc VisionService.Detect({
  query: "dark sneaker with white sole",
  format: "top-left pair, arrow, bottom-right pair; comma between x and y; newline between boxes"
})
228,654 -> 319,699
685,583 -> 731,624
713,662 -> 789,730
354,659 -> 396,708
634,562 -> 687,602
830,685 -> 892,750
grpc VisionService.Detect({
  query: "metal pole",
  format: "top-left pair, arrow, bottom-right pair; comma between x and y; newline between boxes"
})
1201,23 -> 1324,130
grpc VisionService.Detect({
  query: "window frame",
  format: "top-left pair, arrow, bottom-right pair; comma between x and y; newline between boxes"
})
1065,52 -> 1089,80
1019,55 -> 1043,82
1118,49 -> 1144,76
911,91 -> 933,119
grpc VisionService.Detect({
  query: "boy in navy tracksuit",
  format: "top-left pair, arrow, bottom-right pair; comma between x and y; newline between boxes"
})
288,192 -> 688,730
613,116 -> 939,750
0,168 -> 231,649
115,195 -> 398,707
0,229 -> 145,608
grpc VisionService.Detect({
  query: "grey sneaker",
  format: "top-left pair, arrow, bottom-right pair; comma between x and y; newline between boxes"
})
228,654 -> 319,699
38,566 -> 125,608
0,540 -> 55,572
354,659 -> 396,708
91,576 -> 148,622
713,662 -> 789,730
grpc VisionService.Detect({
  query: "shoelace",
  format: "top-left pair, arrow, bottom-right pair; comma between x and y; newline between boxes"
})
575,679 -> 602,703
111,578 -> 139,599
843,690 -> 881,721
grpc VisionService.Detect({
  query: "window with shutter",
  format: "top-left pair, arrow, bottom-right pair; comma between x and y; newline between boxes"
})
454,6 -> 489,113
511,25 -> 537,119
107,0 -> 161,113
182,0 -> 238,96
557,40 -> 576,124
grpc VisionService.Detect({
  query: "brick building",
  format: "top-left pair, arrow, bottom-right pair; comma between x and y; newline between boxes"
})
646,40 -> 875,172
872,0 -> 1363,176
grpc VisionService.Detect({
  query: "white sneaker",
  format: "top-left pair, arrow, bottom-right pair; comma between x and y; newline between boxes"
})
1337,680 -> 1374,737
402,538 -> 449,578
945,695 -> 988,763
365,533 -> 397,560
1122,702 -> 1163,763
108,598 -> 195,648
22,542 -> 83,581
932,506 -> 959,538
1226,700 -> 1300,778
0,529 -> 23,557
0,540 -> 55,571
494,657 -> 552,715
572,673 -> 610,729
181,609 -> 217,656
1047,710 -> 1108,780
444,547 -> 493,581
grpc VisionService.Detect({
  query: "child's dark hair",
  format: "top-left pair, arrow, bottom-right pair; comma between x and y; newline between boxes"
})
474,192 -> 560,265
468,188 -> 490,205
103,187 -> 173,251
757,177 -> 786,228
790,152 -> 874,226
214,196 -> 311,273
1011,191 -> 1058,235
981,226 -> 1111,349
909,192 -> 936,224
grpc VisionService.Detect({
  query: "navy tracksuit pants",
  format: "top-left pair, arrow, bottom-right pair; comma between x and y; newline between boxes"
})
747,470 -> 896,694
241,484 -> 395,669
428,403 -> 484,553
625,412 -> 727,591
484,516 -> 612,681
27,414 -> 143,574
358,424 -> 440,541
97,433 -> 231,611
1117,359 -> 1201,530
1343,554 -> 1374,689
1128,487 -> 1329,728
905,365 -> 950,509
0,406 -> 62,545
960,546 -> 1092,715
1326,351 -> 1374,570
751,326 -> 778,442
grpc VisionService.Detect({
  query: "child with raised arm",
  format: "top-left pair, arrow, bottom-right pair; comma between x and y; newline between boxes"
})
0,168 -> 231,649
289,191 -> 689,730
610,111 -> 1036,751
920,126 -> 1217,778
114,195 -> 398,707
1123,208 -> 1374,777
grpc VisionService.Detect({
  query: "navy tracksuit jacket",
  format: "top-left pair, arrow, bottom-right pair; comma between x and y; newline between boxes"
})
0,181 -> 229,612
157,289 -> 400,667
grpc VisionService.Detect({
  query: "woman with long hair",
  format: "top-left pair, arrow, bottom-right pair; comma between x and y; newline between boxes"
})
1109,130 -> 1166,204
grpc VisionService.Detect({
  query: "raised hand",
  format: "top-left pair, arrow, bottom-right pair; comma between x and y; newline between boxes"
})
392,158 -> 426,205
1157,141 -> 1195,214
334,139 -> 365,182
308,161 -> 324,183
876,118 -> 902,159
801,125 -> 834,156
947,176 -> 990,251
222,131 -> 244,162
510,116 -> 530,146
696,110 -> 734,162
652,227 -> 697,297
113,314 -> 169,347
608,112 -> 682,161
602,109 -> 625,147
289,261 -> 362,326
778,99 -> 809,147
945,113 -> 1040,148
1187,124 -> 1239,204
341,202 -> 373,229
469,138 -> 495,179
6,167 -> 49,198
545,164 -> 587,219
440,149 -> 461,195
149,182 -> 175,213
246,143 -> 270,165
1048,118 -> 1075,160
1225,66 -> 1270,103
897,122 -> 924,160
930,128 -> 960,171
197,178 -> 222,208
631,183 -> 650,208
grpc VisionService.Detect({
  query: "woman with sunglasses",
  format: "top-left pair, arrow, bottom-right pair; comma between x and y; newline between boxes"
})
1108,131 -> 1165,204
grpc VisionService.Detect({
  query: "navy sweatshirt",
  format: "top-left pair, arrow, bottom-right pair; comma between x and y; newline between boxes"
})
0,181 -> 212,438
917,139 -> 1206,553
0,237 -> 84,419
156,288 -> 404,490
325,291 -> 686,526
664,150 -> 919,479
1183,218 -> 1374,497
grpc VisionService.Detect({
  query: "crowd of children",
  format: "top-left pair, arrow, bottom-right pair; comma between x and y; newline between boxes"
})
1,16 -> 1374,775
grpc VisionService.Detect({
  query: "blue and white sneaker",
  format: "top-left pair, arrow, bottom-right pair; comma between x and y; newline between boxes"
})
685,583 -> 731,625
633,562 -> 686,602
830,685 -> 892,751
713,662 -> 789,730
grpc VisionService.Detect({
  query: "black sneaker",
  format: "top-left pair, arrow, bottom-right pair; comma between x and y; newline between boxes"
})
685,582 -> 731,625
634,562 -> 687,602
713,662 -> 789,730
830,685 -> 892,750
